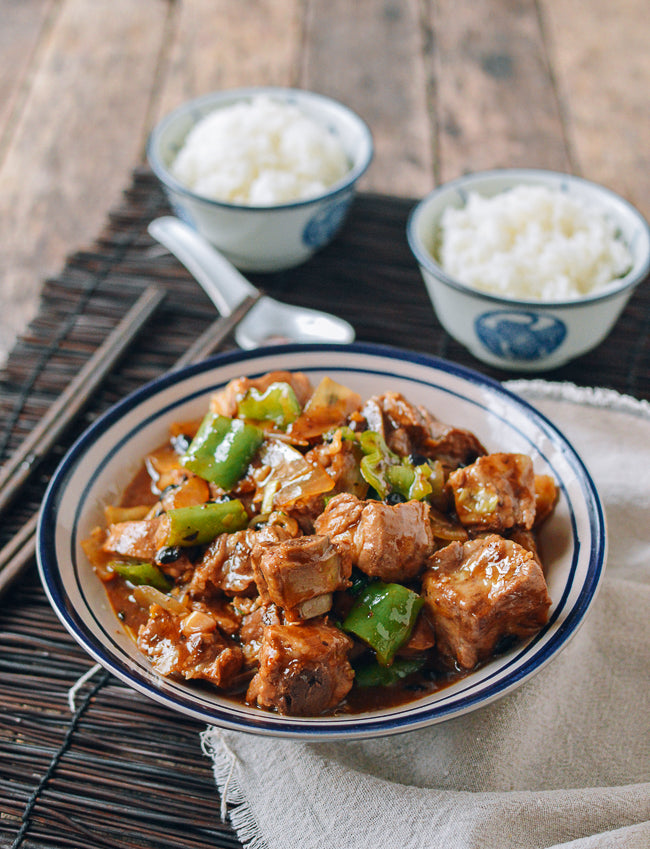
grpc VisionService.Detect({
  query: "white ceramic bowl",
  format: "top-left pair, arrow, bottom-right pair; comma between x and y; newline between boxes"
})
407,169 -> 650,371
147,87 -> 373,272
38,343 -> 605,740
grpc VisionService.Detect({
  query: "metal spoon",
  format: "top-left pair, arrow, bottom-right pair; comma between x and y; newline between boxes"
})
148,216 -> 355,349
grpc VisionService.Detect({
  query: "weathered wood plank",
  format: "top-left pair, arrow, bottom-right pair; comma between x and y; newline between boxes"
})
0,0 -> 168,358
153,0 -> 302,121
430,0 -> 572,183
301,0 -> 434,197
541,0 -> 650,220
0,0 -> 56,146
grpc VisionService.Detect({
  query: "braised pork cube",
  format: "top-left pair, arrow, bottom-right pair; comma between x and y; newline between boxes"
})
507,527 -> 542,567
252,535 -> 350,616
422,534 -> 551,669
397,613 -> 437,657
103,517 -> 166,560
314,492 -> 434,582
138,604 -> 243,687
362,392 -> 486,469
448,453 -> 536,532
534,474 -> 559,526
188,523 -> 296,599
246,620 -> 354,715
238,602 -> 282,666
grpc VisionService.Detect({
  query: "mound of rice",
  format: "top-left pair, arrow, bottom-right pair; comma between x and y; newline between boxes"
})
171,95 -> 350,206
438,185 -> 632,300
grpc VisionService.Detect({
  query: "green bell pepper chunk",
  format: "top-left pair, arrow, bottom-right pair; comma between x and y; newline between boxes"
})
358,431 -> 395,499
342,581 -> 424,666
164,500 -> 249,547
354,656 -> 425,688
110,560 -> 172,592
181,412 -> 263,489
358,431 -> 440,502
237,382 -> 302,428
387,462 -> 439,501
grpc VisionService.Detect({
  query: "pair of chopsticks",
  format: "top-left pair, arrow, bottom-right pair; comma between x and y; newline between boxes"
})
0,286 -> 262,599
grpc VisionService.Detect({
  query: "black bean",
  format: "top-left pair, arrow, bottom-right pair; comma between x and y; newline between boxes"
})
156,545 -> 182,564
385,491 -> 407,505
409,453 -> 428,466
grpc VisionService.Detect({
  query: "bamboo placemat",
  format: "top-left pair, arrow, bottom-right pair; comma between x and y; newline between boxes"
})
1,167 -> 648,849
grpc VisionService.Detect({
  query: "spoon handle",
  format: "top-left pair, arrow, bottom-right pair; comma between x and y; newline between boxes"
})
148,216 -> 258,316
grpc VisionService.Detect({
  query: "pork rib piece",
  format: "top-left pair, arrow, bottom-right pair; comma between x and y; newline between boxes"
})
247,619 -> 354,715
422,534 -> 551,669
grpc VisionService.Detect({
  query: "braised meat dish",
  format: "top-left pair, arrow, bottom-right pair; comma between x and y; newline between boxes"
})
83,371 -> 557,716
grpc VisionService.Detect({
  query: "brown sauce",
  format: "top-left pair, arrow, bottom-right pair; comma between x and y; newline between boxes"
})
88,375 -> 554,719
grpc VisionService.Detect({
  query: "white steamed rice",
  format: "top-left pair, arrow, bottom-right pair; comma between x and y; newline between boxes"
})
171,95 -> 350,206
438,185 -> 632,300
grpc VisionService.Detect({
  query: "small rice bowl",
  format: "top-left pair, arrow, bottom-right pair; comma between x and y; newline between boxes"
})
438,185 -> 633,301
171,95 -> 351,207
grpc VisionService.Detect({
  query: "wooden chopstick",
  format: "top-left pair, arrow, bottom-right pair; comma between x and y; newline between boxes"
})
0,284 -> 166,516
0,290 -> 261,599
172,291 -> 261,370
0,285 -> 164,599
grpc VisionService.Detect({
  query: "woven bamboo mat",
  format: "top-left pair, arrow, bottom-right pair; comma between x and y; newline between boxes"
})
1,167 -> 649,849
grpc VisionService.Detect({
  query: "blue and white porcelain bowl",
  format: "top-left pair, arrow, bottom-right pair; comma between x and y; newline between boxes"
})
38,344 -> 605,740
147,87 -> 373,272
407,169 -> 650,372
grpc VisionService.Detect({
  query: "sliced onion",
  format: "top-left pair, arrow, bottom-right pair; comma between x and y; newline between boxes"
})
180,610 -> 217,635
132,585 -> 188,615
288,377 -> 362,442
104,504 -> 151,524
256,439 -> 334,508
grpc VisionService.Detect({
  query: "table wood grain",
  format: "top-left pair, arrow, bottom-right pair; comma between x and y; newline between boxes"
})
0,0 -> 648,361
0,5 -> 649,846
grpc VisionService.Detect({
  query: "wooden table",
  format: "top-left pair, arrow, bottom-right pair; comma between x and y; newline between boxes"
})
1,0 -> 649,361
1,3 -> 649,848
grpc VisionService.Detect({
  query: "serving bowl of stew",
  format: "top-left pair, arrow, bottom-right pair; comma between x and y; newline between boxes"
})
37,343 -> 605,739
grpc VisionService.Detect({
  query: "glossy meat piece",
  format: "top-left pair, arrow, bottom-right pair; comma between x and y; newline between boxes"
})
397,612 -> 437,656
209,370 -> 313,418
188,523 -> 296,599
252,534 -> 350,612
137,603 -> 244,687
194,597 -> 242,637
362,392 -> 486,468
314,492 -> 434,582
246,620 -> 354,715
507,527 -> 542,566
422,534 -> 551,669
448,453 -> 536,532
534,474 -> 559,526
238,602 -> 282,666
103,517 -> 165,560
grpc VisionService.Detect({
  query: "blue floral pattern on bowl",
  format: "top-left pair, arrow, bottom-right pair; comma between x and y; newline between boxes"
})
303,194 -> 353,248
475,310 -> 567,361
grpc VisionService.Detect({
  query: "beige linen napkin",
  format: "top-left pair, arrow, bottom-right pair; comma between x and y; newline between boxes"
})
202,382 -> 650,849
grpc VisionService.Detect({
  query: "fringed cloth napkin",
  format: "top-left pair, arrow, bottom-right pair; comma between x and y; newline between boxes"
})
202,382 -> 650,849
